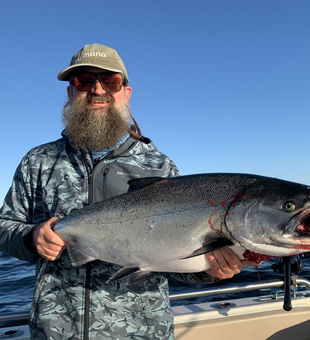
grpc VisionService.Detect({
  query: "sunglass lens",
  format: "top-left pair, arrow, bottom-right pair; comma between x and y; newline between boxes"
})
73,74 -> 95,91
100,74 -> 123,92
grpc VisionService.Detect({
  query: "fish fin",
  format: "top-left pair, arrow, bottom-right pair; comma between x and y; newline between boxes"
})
67,244 -> 96,266
127,272 -> 148,284
106,266 -> 142,284
182,238 -> 234,259
128,177 -> 166,192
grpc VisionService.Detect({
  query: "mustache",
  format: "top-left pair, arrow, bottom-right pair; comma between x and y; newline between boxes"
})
85,93 -> 113,104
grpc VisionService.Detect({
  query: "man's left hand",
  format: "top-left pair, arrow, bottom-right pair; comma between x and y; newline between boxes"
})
205,247 -> 261,280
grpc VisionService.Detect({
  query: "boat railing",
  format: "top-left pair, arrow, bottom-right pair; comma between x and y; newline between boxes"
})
169,277 -> 310,300
1,278 -> 310,324
0,313 -> 29,323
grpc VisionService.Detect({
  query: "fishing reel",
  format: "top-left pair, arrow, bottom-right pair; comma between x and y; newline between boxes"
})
271,255 -> 304,274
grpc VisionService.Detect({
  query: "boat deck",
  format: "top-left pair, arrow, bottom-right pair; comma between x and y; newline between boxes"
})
173,294 -> 310,339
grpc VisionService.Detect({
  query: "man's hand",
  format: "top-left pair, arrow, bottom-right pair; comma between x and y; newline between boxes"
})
32,217 -> 67,261
205,247 -> 261,280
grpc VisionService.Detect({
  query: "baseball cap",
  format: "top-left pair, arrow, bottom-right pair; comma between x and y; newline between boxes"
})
57,43 -> 129,83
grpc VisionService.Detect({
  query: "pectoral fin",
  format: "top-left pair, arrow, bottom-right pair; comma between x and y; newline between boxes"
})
106,266 -> 146,284
182,238 -> 234,259
67,244 -> 97,266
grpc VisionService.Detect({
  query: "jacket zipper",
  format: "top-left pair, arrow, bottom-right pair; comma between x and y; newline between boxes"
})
84,263 -> 91,340
102,168 -> 109,200
81,151 -> 93,340
83,176 -> 92,340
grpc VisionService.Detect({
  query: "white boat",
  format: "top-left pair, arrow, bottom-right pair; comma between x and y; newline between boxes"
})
1,278 -> 310,340
172,278 -> 310,340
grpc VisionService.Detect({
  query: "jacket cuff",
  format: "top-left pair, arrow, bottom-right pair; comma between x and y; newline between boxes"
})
23,225 -> 38,251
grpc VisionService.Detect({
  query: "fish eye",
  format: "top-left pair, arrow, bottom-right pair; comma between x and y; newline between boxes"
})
282,201 -> 296,212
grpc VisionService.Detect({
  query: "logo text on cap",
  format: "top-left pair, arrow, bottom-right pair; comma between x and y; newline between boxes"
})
76,52 -> 107,62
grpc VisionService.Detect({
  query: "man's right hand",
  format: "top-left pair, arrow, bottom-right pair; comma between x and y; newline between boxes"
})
32,217 -> 67,261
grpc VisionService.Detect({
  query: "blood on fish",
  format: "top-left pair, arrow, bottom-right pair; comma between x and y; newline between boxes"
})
208,211 -> 221,232
243,249 -> 273,263
221,201 -> 228,208
293,244 -> 310,251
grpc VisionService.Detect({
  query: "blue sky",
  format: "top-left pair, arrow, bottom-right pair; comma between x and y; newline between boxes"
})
0,1 -> 309,203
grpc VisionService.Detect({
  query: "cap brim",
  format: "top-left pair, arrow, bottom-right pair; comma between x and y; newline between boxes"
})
57,63 -> 127,81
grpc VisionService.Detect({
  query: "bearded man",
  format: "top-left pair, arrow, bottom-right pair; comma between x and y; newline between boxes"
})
0,43 -> 257,340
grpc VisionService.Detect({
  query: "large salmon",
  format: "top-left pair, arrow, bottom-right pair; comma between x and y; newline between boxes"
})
54,173 -> 310,283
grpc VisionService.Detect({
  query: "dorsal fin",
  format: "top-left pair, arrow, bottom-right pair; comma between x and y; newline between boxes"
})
128,177 -> 165,192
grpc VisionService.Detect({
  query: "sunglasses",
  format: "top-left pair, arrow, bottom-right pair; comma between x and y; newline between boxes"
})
70,72 -> 128,93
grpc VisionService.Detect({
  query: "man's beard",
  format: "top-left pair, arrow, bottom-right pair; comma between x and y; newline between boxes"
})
62,93 -> 131,150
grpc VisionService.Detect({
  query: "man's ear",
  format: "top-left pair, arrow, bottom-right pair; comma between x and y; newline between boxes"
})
124,86 -> 132,103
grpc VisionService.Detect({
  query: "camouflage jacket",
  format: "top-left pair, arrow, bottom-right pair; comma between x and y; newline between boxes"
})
0,131 -> 215,340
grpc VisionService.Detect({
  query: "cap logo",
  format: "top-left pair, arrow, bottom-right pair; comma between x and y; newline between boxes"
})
76,52 -> 107,62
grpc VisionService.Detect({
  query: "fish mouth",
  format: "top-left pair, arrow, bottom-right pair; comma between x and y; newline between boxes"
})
295,210 -> 310,236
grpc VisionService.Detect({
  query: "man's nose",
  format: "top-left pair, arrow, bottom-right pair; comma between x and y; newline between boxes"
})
90,79 -> 107,94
